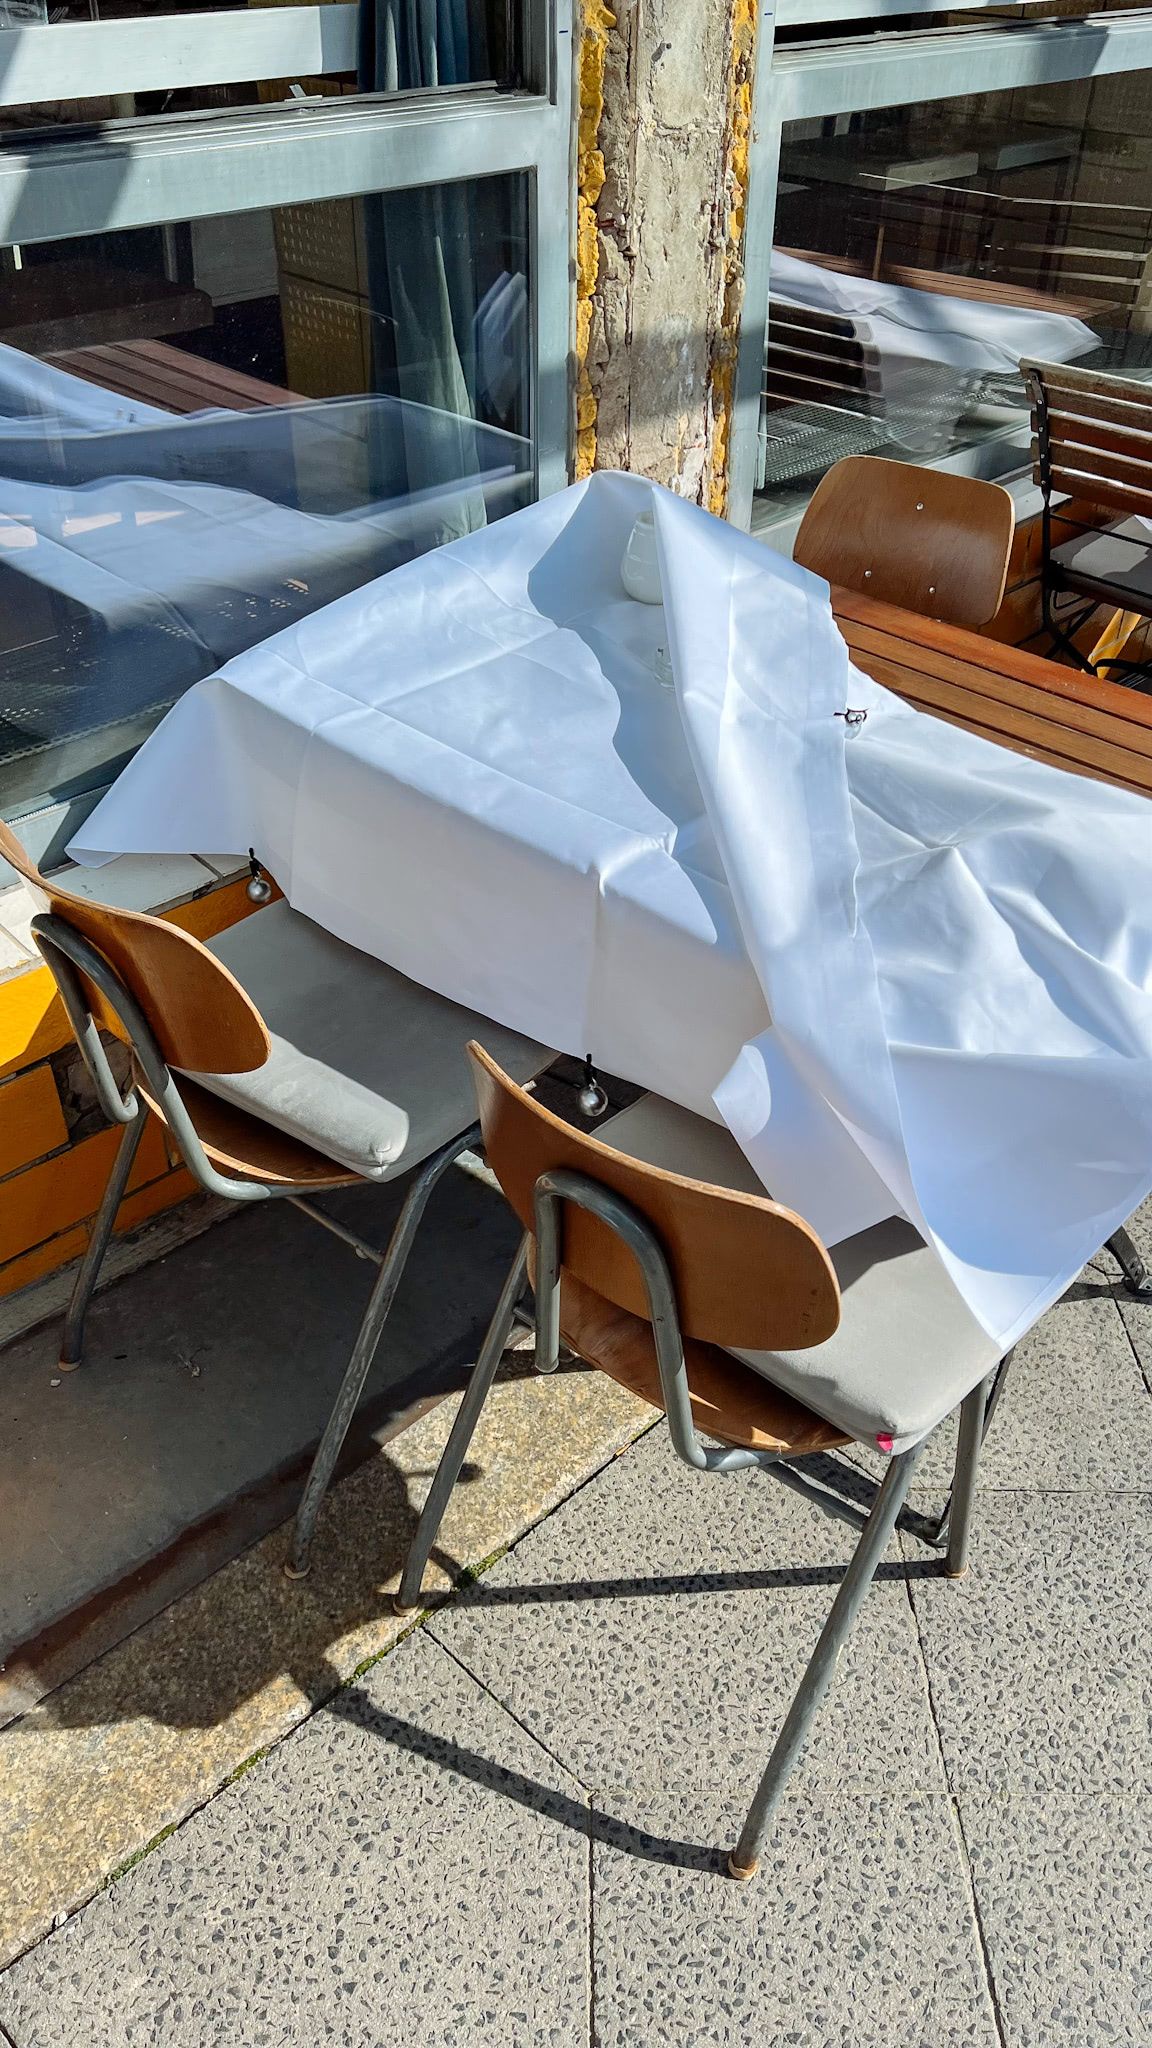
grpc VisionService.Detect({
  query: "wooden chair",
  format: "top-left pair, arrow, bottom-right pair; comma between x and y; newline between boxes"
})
396,1045 -> 1005,1879
0,823 -> 547,1579
794,455 -> 1014,628
1023,357 -> 1152,675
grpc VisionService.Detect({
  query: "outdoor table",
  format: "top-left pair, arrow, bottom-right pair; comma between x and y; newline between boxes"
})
71,471 -> 1152,1355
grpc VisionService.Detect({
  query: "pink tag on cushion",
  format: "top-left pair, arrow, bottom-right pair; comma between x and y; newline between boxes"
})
876,1434 -> 895,1454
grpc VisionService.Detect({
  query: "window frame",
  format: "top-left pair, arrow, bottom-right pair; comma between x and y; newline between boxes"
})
0,7 -> 361,107
729,5 -> 1152,529
0,0 -> 551,111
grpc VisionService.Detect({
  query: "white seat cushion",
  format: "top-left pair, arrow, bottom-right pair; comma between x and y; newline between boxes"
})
596,1094 -> 1001,1451
183,901 -> 549,1180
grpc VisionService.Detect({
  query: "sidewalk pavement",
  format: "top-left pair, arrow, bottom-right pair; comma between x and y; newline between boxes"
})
1,1217 -> 1150,2047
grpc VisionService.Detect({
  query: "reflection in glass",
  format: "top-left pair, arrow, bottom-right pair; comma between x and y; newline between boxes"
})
0,0 -> 517,135
0,177 -> 532,809
759,70 -> 1152,518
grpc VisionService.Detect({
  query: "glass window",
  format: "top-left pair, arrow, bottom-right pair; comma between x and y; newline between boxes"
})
0,0 -> 521,139
756,68 -> 1152,521
0,173 -> 532,808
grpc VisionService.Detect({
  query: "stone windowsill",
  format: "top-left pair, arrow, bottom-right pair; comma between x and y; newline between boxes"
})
0,852 -> 250,987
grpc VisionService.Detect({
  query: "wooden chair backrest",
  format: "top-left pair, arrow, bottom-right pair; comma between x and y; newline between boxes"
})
0,820 -> 270,1074
1024,357 -> 1152,525
468,1043 -> 840,1353
794,456 -> 1014,628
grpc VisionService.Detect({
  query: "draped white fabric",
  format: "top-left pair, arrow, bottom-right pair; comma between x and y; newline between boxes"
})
72,470 -> 1152,1350
770,251 -> 1096,373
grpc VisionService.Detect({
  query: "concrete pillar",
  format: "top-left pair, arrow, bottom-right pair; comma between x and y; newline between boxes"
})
576,0 -> 758,511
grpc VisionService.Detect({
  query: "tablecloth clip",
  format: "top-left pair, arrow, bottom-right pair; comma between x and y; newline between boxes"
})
578,1054 -> 609,1120
835,707 -> 868,728
246,848 -> 273,905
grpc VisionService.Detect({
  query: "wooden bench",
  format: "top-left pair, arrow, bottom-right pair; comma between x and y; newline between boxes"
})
44,339 -> 306,415
832,586 -> 1152,799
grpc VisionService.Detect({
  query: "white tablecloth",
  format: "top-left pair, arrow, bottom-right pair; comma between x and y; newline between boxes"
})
73,471 -> 1152,1352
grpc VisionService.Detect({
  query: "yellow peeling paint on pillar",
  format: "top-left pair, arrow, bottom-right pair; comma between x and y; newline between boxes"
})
708,0 -> 758,517
575,1 -> 615,479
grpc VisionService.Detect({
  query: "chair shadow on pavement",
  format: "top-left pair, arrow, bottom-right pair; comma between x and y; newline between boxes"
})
309,1443 -> 943,1874
7,1349 -> 955,1872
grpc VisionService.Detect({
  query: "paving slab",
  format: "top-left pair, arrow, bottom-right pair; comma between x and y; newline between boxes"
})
960,1793 -> 1152,2048
0,1167 -> 523,1664
1109,1188 -> 1152,1381
431,1423 -> 945,1801
0,1633 -> 590,2048
0,1361 -> 652,1969
591,1789 -> 999,2048
904,1491 -> 1152,1799
1116,1290 -> 1152,1407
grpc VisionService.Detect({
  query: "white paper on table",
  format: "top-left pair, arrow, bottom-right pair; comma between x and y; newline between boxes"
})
72,470 -> 1152,1352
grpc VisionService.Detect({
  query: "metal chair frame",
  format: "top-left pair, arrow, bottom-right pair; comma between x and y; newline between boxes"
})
32,910 -> 478,1581
1105,1223 -> 1152,1301
396,1162 -> 1001,1880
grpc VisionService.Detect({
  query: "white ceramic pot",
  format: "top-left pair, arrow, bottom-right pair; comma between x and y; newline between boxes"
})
620,508 -> 663,604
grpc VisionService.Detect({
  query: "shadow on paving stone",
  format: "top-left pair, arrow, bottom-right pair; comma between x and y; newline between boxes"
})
9,1453 -> 938,1744
326,1671 -> 721,1872
5,1348 -> 601,1738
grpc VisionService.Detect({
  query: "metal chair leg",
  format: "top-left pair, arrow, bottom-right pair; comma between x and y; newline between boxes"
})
728,1443 -> 922,1881
59,1108 -> 149,1371
284,1137 -> 470,1580
1107,1226 -> 1152,1300
927,1351 -> 1014,1554
394,1234 -> 529,1615
941,1371 -> 994,1580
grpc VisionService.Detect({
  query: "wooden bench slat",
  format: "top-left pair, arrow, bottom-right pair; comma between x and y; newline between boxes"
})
889,695 -> 1151,798
1040,408 -> 1152,470
839,619 -> 1152,762
830,588 -> 1152,800
1037,439 -> 1152,500
833,587 -> 1152,708
1046,467 -> 1152,521
1029,379 -> 1152,436
46,339 -> 305,415
853,651 -> 1152,795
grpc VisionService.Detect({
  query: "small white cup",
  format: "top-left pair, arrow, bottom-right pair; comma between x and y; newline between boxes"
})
620,508 -> 663,604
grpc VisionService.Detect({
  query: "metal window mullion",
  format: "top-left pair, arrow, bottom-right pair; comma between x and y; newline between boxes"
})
773,13 -> 1152,122
533,0 -> 574,496
0,91 -> 557,245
